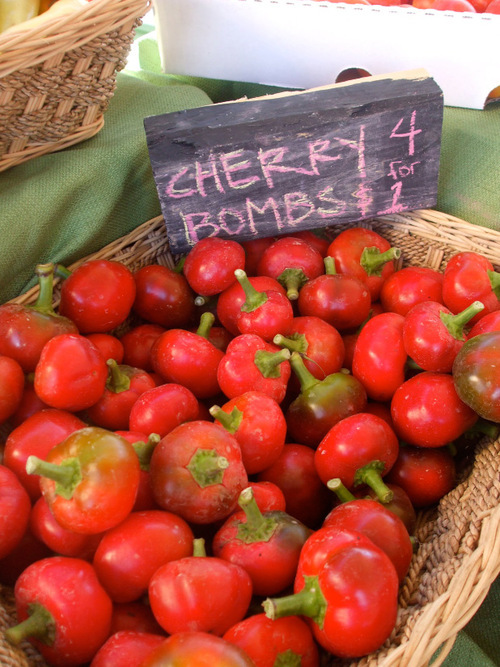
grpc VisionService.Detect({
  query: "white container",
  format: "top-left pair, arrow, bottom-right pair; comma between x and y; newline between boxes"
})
152,0 -> 500,110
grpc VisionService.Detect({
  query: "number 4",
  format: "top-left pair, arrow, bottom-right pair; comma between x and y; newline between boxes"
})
390,111 -> 421,156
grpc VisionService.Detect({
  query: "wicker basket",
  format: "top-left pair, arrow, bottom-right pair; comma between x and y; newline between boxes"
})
1,208 -> 500,667
0,0 -> 152,172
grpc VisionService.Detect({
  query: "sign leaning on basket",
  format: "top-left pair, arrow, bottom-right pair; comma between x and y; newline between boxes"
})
144,69 -> 443,255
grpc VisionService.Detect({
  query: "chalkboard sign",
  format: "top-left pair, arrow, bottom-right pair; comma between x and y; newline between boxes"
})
144,69 -> 443,255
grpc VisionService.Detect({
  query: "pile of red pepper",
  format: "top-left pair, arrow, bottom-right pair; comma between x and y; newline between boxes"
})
1,226 -> 499,666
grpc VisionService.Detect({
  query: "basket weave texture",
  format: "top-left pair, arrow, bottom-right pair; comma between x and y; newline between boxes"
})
1,209 -> 500,667
0,0 -> 151,172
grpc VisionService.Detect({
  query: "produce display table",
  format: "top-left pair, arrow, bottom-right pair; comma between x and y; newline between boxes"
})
0,18 -> 498,666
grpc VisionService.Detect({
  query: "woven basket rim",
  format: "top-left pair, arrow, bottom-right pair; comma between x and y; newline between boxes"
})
0,0 -> 152,78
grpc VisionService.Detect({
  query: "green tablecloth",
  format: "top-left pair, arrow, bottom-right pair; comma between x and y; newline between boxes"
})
0,21 -> 498,666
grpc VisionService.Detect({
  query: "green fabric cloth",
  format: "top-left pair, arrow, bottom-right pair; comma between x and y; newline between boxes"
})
0,20 -> 499,665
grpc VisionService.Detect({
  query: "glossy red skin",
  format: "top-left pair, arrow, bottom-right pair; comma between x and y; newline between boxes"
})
150,328 -> 224,399
90,631 -> 166,667
213,506 -> 310,596
128,383 -> 199,437
0,465 -> 31,560
256,237 -> 325,284
133,264 -> 196,328
13,556 -> 113,666
284,316 -> 345,382
326,227 -> 396,301
0,355 -> 25,424
323,499 -> 413,583
297,273 -> 372,331
0,303 -> 78,373
453,331 -> 500,422
244,481 -> 286,512
287,230 -> 330,257
214,391 -> 287,474
386,445 -> 456,508
93,509 -> 194,603
442,252 -> 500,323
355,483 -> 417,534
241,236 -> 276,276
380,265 -> 444,316
120,324 -> 166,371
352,312 -> 407,402
141,631 -> 256,667
236,288 -> 294,341
183,237 -> 246,296
149,555 -> 253,635
34,333 -> 108,412
294,544 -> 399,658
391,372 -> 478,448
39,427 -> 141,534
110,602 -> 165,636
150,420 -> 248,524
29,496 -> 103,560
223,613 -> 320,667
217,276 -> 286,336
59,259 -> 136,334
3,408 -> 86,500
86,333 -> 125,364
9,377 -> 50,428
402,301 -> 468,373
285,370 -> 368,448
314,412 -> 399,488
217,334 -> 291,403
87,365 -> 157,431
191,324 -> 234,352
257,443 -> 332,530
468,309 -> 500,338
111,431 -> 160,512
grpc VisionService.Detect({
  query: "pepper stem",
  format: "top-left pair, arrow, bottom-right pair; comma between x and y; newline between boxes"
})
25,455 -> 82,500
132,433 -> 161,471
289,351 -> 318,393
31,264 -> 58,315
439,301 -> 485,340
327,478 -> 356,503
106,359 -> 131,393
360,246 -> 401,276
277,268 -> 308,301
254,348 -> 291,378
192,537 -> 207,557
488,270 -> 500,300
5,603 -> 56,647
209,405 -> 243,434
324,256 -> 337,275
186,448 -> 229,488
273,333 -> 308,355
236,487 -> 278,543
234,269 -> 268,312
263,575 -> 327,627
196,311 -> 215,339
354,460 -> 394,503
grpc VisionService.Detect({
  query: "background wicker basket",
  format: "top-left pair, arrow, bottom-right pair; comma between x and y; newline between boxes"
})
0,0 -> 152,173
1,208 -> 500,666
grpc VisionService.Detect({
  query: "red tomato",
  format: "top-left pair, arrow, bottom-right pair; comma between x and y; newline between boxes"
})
132,264 -> 196,328
90,631 -> 166,667
0,465 -> 31,560
6,556 -> 113,666
93,510 -> 194,603
223,613 -> 320,667
59,259 -> 136,333
3,408 -> 86,500
34,333 -> 108,412
141,631 -> 256,667
391,372 -> 478,447
149,420 -> 248,524
148,539 -> 253,636
183,237 -> 246,296
0,355 -> 25,425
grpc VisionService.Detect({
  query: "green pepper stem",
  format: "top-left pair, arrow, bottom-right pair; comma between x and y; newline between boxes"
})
439,301 -> 485,340
277,268 -> 308,301
327,478 -> 356,503
254,348 -> 290,378
360,246 -> 401,276
186,448 -> 229,488
132,433 -> 161,471
54,263 -> 72,280
273,333 -> 308,355
323,255 -> 337,275
234,269 -> 268,312
488,270 -> 500,300
236,487 -> 278,543
31,263 -> 58,315
106,359 -> 131,393
192,537 -> 207,557
25,455 -> 82,500
5,603 -> 55,647
289,351 -> 318,393
209,405 -> 242,434
354,461 -> 394,503
263,575 -> 327,626
196,311 -> 215,339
